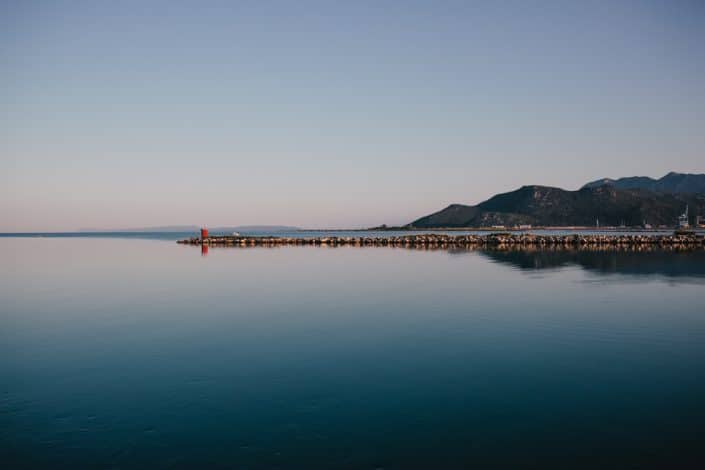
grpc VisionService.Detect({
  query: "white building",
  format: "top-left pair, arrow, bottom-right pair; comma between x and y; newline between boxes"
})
678,205 -> 689,228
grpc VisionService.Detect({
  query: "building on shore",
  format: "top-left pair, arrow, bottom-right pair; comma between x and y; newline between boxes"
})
678,205 -> 689,229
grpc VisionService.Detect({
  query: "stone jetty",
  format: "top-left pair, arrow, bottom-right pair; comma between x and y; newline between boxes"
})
178,233 -> 705,249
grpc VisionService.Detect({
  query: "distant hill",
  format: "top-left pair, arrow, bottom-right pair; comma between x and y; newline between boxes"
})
213,225 -> 300,233
582,172 -> 705,194
79,225 -> 300,233
409,185 -> 705,228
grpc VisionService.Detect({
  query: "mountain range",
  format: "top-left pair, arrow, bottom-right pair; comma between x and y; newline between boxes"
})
409,172 -> 705,228
79,225 -> 300,233
582,172 -> 705,194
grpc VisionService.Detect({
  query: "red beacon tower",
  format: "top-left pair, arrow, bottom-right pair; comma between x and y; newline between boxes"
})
200,227 -> 209,240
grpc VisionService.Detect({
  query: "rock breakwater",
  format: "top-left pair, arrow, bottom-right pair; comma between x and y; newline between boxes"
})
178,233 -> 705,249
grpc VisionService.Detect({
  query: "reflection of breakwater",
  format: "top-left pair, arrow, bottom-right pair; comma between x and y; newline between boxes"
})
181,234 -> 705,277
477,246 -> 705,278
179,233 -> 705,249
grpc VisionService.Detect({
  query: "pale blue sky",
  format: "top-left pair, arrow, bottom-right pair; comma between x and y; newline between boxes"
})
2,0 -> 704,230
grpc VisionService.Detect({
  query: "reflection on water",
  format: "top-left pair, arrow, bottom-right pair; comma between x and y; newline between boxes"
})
2,238 -> 705,467
476,247 -> 705,278
196,243 -> 705,279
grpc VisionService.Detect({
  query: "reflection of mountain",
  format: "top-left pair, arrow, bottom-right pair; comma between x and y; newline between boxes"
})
476,248 -> 705,278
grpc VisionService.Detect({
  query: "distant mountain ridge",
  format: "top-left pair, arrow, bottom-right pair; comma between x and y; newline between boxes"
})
410,173 -> 705,228
79,225 -> 300,233
582,172 -> 705,194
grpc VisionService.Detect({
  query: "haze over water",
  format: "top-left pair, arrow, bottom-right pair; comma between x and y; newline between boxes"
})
2,236 -> 704,467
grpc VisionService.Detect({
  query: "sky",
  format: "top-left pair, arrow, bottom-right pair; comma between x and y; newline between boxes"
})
2,0 -> 704,231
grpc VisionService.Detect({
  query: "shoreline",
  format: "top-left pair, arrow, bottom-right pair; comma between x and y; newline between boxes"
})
304,226 -> 683,232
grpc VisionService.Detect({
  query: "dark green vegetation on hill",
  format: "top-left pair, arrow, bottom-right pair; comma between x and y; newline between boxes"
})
410,172 -> 705,228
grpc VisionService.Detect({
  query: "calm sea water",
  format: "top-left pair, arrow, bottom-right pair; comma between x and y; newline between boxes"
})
2,236 -> 705,468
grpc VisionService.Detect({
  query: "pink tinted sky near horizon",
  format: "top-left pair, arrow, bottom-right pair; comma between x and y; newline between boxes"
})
2,1 -> 704,231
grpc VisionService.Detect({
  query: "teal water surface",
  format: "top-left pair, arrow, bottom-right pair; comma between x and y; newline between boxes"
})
1,238 -> 704,468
